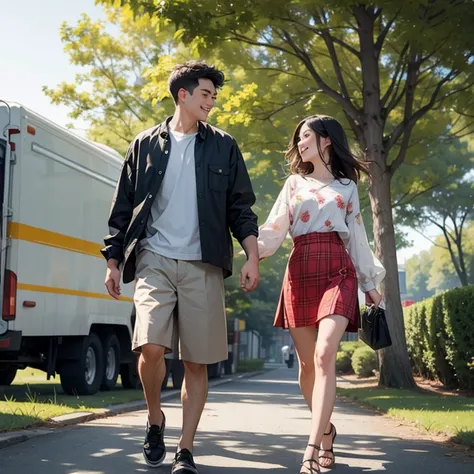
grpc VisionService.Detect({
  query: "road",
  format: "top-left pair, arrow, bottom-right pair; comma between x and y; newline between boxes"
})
0,366 -> 471,473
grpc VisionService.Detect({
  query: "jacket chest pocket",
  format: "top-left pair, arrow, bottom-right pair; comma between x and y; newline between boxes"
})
208,165 -> 230,192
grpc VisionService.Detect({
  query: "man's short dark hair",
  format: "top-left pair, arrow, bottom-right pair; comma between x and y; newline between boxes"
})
168,61 -> 225,104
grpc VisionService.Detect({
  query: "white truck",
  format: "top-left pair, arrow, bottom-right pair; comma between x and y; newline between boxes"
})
0,101 -> 221,395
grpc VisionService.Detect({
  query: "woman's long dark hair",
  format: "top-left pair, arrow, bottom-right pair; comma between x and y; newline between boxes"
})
286,115 -> 369,183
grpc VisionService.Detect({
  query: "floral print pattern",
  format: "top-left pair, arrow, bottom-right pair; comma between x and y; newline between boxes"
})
300,210 -> 310,223
346,201 -> 353,216
316,193 -> 326,204
255,175 -> 385,293
335,194 -> 345,209
325,219 -> 334,231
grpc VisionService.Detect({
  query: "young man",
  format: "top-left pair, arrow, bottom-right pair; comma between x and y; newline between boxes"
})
102,61 -> 260,473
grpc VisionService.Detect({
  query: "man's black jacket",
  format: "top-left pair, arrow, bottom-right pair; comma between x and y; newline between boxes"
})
101,117 -> 258,283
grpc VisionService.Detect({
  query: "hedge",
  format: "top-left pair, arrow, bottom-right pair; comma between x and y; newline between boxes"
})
351,346 -> 378,377
404,285 -> 474,390
336,340 -> 376,376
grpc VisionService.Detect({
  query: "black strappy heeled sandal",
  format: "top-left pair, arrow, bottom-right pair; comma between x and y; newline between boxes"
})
300,444 -> 320,474
319,423 -> 337,468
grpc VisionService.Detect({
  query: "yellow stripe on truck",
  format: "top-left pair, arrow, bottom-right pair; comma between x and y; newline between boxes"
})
8,222 -> 103,258
7,222 -> 132,303
18,283 -> 133,303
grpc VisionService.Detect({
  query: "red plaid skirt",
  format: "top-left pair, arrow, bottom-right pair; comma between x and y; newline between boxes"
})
274,232 -> 359,332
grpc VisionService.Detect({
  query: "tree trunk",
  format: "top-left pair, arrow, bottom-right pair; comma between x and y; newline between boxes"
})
355,6 -> 416,389
370,172 -> 417,388
454,235 -> 469,287
442,226 -> 469,287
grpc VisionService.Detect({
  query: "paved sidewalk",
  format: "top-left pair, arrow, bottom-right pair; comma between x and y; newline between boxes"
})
0,366 -> 472,473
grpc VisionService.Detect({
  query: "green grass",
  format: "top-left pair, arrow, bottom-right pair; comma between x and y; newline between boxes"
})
0,368 -> 146,432
237,359 -> 265,373
337,386 -> 474,446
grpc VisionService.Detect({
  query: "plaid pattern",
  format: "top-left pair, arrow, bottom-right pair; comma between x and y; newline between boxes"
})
274,232 -> 359,332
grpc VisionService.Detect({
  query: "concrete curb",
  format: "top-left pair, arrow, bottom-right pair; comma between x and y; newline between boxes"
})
0,370 -> 266,450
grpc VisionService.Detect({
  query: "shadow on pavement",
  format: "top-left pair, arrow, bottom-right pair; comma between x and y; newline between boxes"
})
1,421 -> 460,473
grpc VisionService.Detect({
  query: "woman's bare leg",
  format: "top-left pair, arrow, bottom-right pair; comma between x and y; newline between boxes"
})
289,327 -> 317,408
300,315 -> 348,473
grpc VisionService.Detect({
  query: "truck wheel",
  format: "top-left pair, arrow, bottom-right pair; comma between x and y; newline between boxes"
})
101,334 -> 121,391
171,359 -> 184,389
0,366 -> 17,386
60,333 -> 104,395
161,359 -> 172,390
121,354 -> 141,389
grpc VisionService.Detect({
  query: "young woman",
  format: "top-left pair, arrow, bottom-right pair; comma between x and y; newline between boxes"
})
257,115 -> 386,473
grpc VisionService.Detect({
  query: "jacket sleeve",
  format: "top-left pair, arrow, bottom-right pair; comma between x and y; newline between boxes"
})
101,139 -> 137,263
226,139 -> 258,244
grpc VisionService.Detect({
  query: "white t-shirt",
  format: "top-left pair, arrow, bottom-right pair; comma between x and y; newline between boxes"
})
140,130 -> 202,260
258,174 -> 385,292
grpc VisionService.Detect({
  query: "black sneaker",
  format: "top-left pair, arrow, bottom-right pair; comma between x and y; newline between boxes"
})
171,449 -> 199,474
142,411 -> 166,468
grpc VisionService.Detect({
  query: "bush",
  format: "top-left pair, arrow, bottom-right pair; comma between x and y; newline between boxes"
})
404,302 -> 433,379
351,346 -> 377,378
442,287 -> 474,391
336,351 -> 352,374
237,359 -> 265,373
339,341 -> 364,358
404,285 -> 474,390
428,296 -> 456,386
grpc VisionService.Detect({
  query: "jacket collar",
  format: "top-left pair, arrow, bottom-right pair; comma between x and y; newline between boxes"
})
158,116 -> 207,141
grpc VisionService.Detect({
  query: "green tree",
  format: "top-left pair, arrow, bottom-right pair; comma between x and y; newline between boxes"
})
43,7 -> 177,154
405,251 -> 435,301
399,178 -> 474,287
100,0 -> 474,389
428,222 -> 474,289
405,221 -> 474,296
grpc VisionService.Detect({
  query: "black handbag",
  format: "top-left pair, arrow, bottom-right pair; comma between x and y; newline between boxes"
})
359,303 -> 392,350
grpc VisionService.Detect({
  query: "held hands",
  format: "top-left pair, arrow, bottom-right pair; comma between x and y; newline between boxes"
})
240,258 -> 260,293
366,289 -> 383,308
105,259 -> 121,299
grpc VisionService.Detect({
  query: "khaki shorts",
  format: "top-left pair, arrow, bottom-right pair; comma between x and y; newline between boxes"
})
132,250 -> 228,364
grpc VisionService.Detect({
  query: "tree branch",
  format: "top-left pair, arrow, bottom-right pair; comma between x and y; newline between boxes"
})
411,226 -> 447,249
386,48 -> 419,174
228,31 -> 301,59
253,94 -> 314,120
244,66 -> 310,81
392,182 -> 441,207
387,66 -> 459,172
374,11 -> 400,57
275,28 -> 361,123
95,57 -> 146,122
381,42 -> 409,108
275,14 -> 361,58
440,80 -> 474,101
313,9 -> 351,99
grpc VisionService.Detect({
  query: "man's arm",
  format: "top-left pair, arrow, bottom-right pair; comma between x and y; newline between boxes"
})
227,140 -> 260,292
240,235 -> 260,292
226,139 -> 258,242
102,139 -> 137,298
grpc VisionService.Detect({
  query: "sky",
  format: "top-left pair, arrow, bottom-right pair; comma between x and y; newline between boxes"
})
0,0 -> 437,263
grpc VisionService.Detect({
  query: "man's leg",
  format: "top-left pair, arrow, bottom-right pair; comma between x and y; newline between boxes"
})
133,250 -> 177,468
170,261 -> 227,473
178,361 -> 208,451
139,344 -> 167,426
